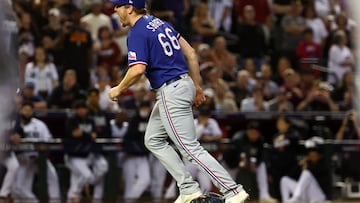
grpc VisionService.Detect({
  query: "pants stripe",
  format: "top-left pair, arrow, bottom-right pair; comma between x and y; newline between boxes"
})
160,90 -> 232,191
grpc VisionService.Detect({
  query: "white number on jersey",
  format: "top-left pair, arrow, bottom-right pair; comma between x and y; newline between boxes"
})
157,28 -> 180,56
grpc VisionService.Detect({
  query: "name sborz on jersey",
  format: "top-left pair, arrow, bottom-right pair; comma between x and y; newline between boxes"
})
146,18 -> 164,32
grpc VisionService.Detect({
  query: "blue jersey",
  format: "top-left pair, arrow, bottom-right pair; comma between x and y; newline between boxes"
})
127,15 -> 188,89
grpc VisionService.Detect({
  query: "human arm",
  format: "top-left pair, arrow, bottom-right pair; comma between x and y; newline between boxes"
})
178,36 -> 205,107
108,64 -> 146,100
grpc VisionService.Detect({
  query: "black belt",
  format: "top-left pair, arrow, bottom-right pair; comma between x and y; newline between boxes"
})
165,75 -> 182,85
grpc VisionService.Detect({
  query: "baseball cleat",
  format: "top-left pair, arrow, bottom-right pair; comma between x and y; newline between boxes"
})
175,191 -> 202,203
225,190 -> 249,203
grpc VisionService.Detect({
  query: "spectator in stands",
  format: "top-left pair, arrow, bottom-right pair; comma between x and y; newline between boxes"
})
12,101 -> 60,202
303,4 -> 328,47
122,100 -> 152,203
232,121 -> 278,203
184,105 -> 223,193
25,46 -> 59,99
211,36 -> 235,71
296,81 -> 339,111
235,0 -> 271,25
280,0 -> 307,69
240,87 -> 269,112
206,68 -> 238,113
18,28 -> 35,86
230,70 -> 256,107
213,83 -> 238,113
95,75 -> 119,112
324,13 -> 353,59
48,69 -> 85,109
337,89 -> 353,111
280,147 -> 332,203
58,7 -> 93,90
221,54 -> 238,87
191,2 -> 217,45
207,0 -> 233,33
17,12 -> 41,45
237,5 -> 267,70
202,88 -> 216,112
268,87 -> 294,112
273,56 -> 292,85
80,0 -> 112,40
299,69 -> 317,99
281,68 -> 304,107
93,26 -> 123,73
314,0 -> 341,18
269,116 -> 301,201
242,58 -> 257,78
296,28 -> 322,75
20,80 -> 48,110
64,100 -> 104,202
257,64 -> 279,100
272,0 -> 292,25
335,110 -> 360,181
41,8 -> 63,66
332,70 -> 353,102
327,30 -> 354,88
149,0 -> 189,35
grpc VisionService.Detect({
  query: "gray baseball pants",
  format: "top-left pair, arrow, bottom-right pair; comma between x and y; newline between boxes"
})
144,75 -> 244,199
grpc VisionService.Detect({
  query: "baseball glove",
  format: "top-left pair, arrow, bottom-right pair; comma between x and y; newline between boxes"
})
190,192 -> 224,203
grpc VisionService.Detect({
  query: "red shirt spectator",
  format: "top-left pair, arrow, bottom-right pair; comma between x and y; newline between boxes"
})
296,28 -> 322,77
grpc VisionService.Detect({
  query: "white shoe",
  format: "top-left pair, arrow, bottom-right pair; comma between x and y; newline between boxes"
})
225,190 -> 249,203
174,191 -> 202,203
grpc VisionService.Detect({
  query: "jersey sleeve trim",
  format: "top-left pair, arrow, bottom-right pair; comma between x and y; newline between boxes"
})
176,33 -> 181,39
128,61 -> 148,67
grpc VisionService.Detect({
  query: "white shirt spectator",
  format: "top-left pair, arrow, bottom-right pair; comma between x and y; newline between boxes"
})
81,13 -> 112,40
194,118 -> 222,140
207,0 -> 233,32
315,0 -> 341,17
97,84 -> 119,112
327,44 -> 353,87
25,62 -> 58,95
240,97 -> 269,112
306,18 -> 328,44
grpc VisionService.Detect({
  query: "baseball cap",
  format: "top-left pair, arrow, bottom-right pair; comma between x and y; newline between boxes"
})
110,0 -> 145,8
24,80 -> 35,89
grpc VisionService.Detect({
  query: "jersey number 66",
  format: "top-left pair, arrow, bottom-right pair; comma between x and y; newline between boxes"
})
157,28 -> 181,57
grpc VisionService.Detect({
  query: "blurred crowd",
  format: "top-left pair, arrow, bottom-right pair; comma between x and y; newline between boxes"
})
4,0 -> 356,114
1,0 -> 360,202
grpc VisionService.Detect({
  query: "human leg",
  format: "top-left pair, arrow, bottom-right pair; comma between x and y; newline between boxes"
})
290,170 -> 325,203
157,79 -> 246,200
280,176 -> 297,203
0,153 -> 19,197
12,155 -> 37,200
123,156 -> 151,202
149,154 -> 167,201
65,156 -> 94,199
91,154 -> 109,200
144,100 -> 200,195
256,162 -> 277,202
46,160 -> 61,200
